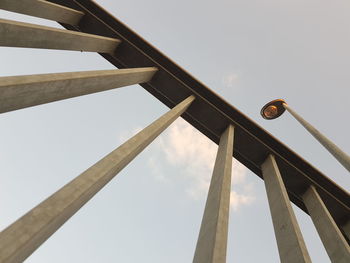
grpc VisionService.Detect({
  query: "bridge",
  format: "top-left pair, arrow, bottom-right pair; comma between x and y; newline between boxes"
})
0,0 -> 349,262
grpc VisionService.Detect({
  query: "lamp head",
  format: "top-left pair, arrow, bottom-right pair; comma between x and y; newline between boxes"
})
260,99 -> 286,120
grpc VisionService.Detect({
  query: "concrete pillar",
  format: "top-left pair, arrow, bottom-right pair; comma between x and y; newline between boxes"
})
283,103 -> 350,172
193,125 -> 234,263
302,186 -> 350,262
0,95 -> 195,263
0,0 -> 84,25
0,67 -> 158,114
262,154 -> 312,263
0,18 -> 120,53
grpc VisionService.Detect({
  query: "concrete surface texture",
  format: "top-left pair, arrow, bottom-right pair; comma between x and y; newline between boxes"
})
0,0 -> 84,25
0,67 -> 157,113
0,18 -> 120,53
262,154 -> 312,263
193,125 -> 234,263
302,186 -> 350,263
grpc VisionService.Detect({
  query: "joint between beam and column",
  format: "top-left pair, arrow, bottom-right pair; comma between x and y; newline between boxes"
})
0,18 -> 120,53
0,0 -> 84,25
343,220 -> 350,241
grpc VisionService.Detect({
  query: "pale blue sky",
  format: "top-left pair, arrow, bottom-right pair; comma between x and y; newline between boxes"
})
0,0 -> 349,262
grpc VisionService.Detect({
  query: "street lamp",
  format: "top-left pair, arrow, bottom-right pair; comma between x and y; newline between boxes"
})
260,99 -> 286,120
261,99 -> 350,173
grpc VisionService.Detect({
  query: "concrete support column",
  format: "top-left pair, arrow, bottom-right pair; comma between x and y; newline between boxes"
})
302,186 -> 350,262
0,18 -> 120,53
193,125 -> 234,263
0,0 -> 84,25
0,67 -> 158,114
262,154 -> 312,263
0,95 -> 195,263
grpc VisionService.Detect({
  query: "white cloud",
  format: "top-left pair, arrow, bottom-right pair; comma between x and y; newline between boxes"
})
230,190 -> 255,211
222,72 -> 239,88
119,118 -> 255,211
149,118 -> 255,211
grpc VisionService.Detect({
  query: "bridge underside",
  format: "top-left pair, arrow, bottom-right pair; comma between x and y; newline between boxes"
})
45,0 -> 349,231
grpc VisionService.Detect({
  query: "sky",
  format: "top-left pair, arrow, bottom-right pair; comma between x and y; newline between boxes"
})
0,0 -> 350,262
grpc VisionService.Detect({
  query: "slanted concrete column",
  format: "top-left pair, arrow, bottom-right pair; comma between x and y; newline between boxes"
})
0,18 -> 120,53
262,154 -> 312,263
193,125 -> 234,263
302,186 -> 350,263
0,67 -> 158,114
0,0 -> 84,25
0,95 -> 195,263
